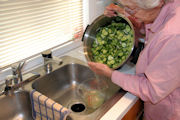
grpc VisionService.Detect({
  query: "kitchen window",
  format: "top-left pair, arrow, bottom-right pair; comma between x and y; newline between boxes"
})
0,0 -> 86,69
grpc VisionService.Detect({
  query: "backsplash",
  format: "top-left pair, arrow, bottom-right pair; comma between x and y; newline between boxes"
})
0,41 -> 82,84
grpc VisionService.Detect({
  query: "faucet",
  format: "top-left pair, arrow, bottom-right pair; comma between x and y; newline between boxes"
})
4,75 -> 15,95
11,61 -> 25,83
42,50 -> 63,74
0,61 -> 41,96
0,75 -> 17,96
0,61 -> 25,96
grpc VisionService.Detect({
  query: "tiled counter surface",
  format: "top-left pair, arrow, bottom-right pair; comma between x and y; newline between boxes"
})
64,46 -> 139,120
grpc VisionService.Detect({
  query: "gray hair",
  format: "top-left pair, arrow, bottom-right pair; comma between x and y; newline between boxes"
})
135,0 -> 171,9
116,0 -> 171,9
135,0 -> 161,9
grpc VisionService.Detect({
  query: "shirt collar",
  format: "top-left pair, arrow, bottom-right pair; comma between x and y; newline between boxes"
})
146,1 -> 174,33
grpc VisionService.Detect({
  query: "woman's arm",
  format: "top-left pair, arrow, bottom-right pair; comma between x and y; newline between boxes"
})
112,35 -> 180,104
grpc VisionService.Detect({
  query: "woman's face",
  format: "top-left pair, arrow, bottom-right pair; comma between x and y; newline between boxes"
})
118,0 -> 164,24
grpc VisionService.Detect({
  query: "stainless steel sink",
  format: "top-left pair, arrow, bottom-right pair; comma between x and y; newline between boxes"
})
0,90 -> 33,120
0,56 -> 126,120
32,63 -> 96,106
30,56 -> 125,120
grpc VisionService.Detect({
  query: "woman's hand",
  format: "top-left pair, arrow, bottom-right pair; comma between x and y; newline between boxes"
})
104,3 -> 143,28
104,3 -> 124,17
88,62 -> 113,78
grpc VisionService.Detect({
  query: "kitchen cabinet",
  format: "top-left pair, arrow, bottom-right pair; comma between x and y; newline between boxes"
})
122,99 -> 143,120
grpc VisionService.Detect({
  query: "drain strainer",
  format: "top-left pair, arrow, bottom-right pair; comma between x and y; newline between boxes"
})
70,102 -> 86,112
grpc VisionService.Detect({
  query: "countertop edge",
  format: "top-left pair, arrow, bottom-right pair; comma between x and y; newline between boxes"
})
100,93 -> 138,120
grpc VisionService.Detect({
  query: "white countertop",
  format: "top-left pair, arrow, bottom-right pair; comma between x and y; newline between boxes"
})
64,45 -> 139,120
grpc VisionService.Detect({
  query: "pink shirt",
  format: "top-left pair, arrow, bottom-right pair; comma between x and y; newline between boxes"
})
111,0 -> 180,120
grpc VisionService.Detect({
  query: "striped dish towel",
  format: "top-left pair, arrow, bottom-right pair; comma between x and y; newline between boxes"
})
30,90 -> 70,120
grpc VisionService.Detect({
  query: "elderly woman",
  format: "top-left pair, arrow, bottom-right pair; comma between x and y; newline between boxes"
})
88,0 -> 180,120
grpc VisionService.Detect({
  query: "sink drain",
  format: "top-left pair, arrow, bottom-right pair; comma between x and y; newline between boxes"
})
71,103 -> 86,112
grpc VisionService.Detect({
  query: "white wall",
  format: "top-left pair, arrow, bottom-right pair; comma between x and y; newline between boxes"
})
88,0 -> 112,24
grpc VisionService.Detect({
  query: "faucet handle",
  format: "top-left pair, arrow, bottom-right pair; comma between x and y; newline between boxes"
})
11,61 -> 24,69
11,61 -> 25,72
18,61 -> 25,70
11,61 -> 25,82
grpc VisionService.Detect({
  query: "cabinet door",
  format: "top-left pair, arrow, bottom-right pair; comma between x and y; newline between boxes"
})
122,99 -> 143,120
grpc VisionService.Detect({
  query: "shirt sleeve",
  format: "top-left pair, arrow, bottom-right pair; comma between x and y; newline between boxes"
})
111,35 -> 180,104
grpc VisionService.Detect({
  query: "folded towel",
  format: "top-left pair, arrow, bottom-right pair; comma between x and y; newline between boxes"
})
30,90 -> 70,120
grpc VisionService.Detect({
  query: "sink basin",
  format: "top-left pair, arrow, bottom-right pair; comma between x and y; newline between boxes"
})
0,90 -> 33,120
30,56 -> 123,120
32,63 -> 117,109
32,63 -> 96,107
0,56 -> 125,120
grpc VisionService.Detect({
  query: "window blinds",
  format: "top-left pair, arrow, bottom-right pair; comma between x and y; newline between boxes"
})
0,0 -> 83,68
